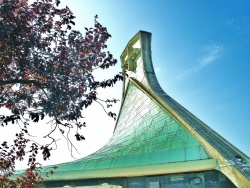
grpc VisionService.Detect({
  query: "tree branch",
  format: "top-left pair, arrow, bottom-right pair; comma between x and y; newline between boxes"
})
0,79 -> 47,88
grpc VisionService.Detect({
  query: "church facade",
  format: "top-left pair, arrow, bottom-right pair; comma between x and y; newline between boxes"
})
17,31 -> 250,187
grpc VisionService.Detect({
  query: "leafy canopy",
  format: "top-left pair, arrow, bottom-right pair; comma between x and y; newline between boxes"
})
0,0 -> 122,185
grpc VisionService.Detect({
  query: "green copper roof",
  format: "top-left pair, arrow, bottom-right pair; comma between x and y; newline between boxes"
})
14,31 -> 250,187
73,81 -> 210,166
30,80 -> 210,181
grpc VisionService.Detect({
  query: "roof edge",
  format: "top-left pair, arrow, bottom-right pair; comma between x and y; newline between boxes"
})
43,159 -> 218,182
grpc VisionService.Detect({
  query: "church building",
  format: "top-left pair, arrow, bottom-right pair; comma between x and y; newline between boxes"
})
18,31 -> 250,188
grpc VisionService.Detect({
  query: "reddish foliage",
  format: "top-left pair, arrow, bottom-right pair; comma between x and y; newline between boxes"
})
0,132 -> 43,187
0,0 -> 122,185
0,0 -> 118,120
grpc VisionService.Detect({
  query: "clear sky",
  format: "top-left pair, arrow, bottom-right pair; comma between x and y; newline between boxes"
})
3,0 -> 250,169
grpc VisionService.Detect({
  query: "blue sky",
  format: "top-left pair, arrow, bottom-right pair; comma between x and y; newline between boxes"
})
4,1 -> 249,169
68,0 -> 250,156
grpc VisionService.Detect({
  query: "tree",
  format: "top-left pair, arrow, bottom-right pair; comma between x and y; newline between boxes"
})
0,0 -> 122,186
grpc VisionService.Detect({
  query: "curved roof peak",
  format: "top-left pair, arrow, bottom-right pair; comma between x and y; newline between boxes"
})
13,31 -> 250,187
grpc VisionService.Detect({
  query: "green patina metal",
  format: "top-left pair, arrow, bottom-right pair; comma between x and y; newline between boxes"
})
26,81 -> 210,181
13,31 -> 250,187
